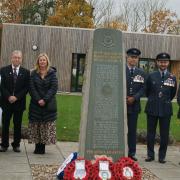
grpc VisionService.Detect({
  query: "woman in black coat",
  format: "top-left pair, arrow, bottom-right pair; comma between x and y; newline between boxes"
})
28,53 -> 58,154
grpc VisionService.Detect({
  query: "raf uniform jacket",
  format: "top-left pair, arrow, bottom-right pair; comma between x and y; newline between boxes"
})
145,71 -> 177,117
126,66 -> 146,114
0,65 -> 30,111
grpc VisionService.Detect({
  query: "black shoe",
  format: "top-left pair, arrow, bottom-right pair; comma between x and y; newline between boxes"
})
0,146 -> 8,152
159,159 -> 166,164
13,147 -> 21,153
33,149 -> 40,154
145,157 -> 154,162
34,144 -> 41,154
39,144 -> 45,154
128,155 -> 138,161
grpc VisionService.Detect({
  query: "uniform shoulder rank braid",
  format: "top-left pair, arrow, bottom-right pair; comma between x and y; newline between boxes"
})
133,75 -> 144,83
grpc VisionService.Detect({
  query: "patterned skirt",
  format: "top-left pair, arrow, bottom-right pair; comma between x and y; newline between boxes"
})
28,121 -> 56,145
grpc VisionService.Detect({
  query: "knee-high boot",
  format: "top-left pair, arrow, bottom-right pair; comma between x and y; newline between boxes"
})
34,143 -> 41,154
39,144 -> 45,154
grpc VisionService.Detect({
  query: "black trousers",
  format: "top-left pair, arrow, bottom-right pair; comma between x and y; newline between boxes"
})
1,109 -> 23,148
147,114 -> 171,160
127,113 -> 138,156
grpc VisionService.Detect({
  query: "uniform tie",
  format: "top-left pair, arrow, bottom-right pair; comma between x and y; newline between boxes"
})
130,68 -> 134,76
13,67 -> 18,84
161,71 -> 164,79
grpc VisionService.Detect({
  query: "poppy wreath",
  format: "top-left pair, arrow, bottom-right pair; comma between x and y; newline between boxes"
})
63,157 -> 92,180
113,157 -> 142,180
90,156 -> 115,180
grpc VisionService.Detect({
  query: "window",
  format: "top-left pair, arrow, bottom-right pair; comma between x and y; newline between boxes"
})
71,53 -> 86,92
139,58 -> 156,73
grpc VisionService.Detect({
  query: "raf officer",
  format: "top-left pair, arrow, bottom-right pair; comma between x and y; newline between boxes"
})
145,52 -> 177,163
126,48 -> 146,161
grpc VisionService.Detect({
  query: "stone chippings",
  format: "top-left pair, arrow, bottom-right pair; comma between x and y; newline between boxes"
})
31,164 -> 159,180
31,164 -> 59,180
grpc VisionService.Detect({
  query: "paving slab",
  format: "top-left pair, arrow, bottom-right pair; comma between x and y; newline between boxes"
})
26,143 -> 64,165
0,173 -> 32,180
0,140 -> 180,180
0,140 -> 32,180
56,142 -> 78,158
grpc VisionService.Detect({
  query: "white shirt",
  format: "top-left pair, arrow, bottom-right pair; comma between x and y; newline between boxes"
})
159,69 -> 167,77
12,65 -> 20,76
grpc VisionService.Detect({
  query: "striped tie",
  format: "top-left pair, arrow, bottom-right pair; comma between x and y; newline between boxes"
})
13,67 -> 18,84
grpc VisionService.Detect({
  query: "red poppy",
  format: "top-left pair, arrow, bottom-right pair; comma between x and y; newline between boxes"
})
63,157 -> 92,180
114,157 -> 142,180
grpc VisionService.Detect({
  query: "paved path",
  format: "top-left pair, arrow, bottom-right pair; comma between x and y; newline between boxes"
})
0,140 -> 180,180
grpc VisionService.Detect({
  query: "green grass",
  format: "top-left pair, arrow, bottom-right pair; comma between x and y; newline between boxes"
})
20,95 -> 180,142
21,94 -> 82,142
138,100 -> 180,141
56,95 -> 82,141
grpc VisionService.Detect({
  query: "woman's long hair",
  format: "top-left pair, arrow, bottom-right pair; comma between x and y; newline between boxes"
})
34,53 -> 51,72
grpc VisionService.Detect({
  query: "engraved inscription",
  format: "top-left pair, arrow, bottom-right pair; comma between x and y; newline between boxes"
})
86,149 -> 123,155
101,34 -> 115,48
92,64 -> 120,149
80,29 -> 125,161
94,51 -> 122,62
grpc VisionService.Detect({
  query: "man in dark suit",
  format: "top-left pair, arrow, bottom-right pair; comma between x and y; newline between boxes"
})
145,52 -> 177,163
0,50 -> 30,152
126,48 -> 146,161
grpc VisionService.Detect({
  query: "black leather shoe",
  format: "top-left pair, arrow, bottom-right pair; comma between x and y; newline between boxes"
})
159,159 -> 166,164
145,157 -> 154,162
128,156 -> 138,161
13,147 -> 21,153
0,146 -> 8,152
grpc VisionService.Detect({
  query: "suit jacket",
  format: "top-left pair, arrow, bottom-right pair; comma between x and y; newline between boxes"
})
0,68 -> 2,106
145,70 -> 177,117
176,84 -> 180,118
0,65 -> 30,111
126,66 -> 146,114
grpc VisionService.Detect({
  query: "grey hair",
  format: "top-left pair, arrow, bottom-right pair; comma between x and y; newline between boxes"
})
11,50 -> 22,57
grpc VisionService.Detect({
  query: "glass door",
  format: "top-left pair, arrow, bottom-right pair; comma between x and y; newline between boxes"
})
71,53 -> 86,92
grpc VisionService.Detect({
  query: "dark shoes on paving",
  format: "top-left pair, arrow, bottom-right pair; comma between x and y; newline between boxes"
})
0,146 -> 8,152
159,159 -> 166,164
0,145 -> 21,152
145,157 -> 154,162
34,143 -> 45,154
145,157 -> 166,163
128,155 -> 138,161
13,146 -> 21,153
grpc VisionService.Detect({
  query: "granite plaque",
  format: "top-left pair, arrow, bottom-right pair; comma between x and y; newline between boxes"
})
79,28 -> 127,161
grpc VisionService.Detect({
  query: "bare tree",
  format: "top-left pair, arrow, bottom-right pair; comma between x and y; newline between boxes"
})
139,0 -> 167,31
170,19 -> 180,35
87,0 -> 115,27
116,0 -> 168,32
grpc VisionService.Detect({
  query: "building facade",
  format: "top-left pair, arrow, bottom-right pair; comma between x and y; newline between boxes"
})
1,23 -> 180,92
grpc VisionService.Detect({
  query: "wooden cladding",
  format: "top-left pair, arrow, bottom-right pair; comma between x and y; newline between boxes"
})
1,24 -> 180,91
1,24 -> 93,92
123,32 -> 180,61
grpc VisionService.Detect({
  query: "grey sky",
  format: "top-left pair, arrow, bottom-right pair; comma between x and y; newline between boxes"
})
166,0 -> 180,17
113,0 -> 180,17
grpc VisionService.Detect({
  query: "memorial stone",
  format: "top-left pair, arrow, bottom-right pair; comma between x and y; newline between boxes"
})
79,28 -> 127,161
